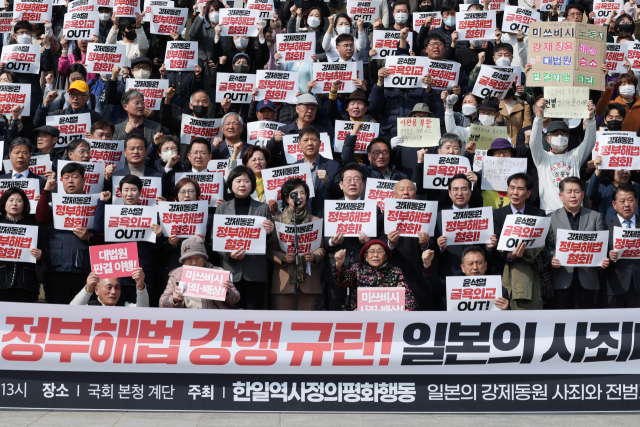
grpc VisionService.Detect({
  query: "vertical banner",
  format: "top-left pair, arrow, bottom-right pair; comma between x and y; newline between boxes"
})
149,6 -> 188,35
212,214 -> 267,254
219,8 -> 260,37
471,65 -> 516,99
51,193 -> 100,230
247,0 -> 275,19
164,41 -> 198,71
364,178 -> 397,210
125,79 -> 169,110
324,199 -> 377,237
496,214 -> 551,251
606,43 -> 629,73
312,62 -> 362,94
104,205 -> 158,243
555,229 -> 609,267
593,0 -> 623,26
89,139 -> 126,170
0,223 -> 38,263
0,179 -> 40,214
334,121 -> 379,153
282,133 -> 332,164
215,72 -> 256,104
347,0 -> 379,23
46,113 -> 91,148
412,12 -> 441,30
480,157 -> 527,191
502,6 -> 539,35
441,206 -> 494,246
446,275 -> 502,312
384,199 -> 438,236
247,121 -> 283,146
175,172 -> 225,206
422,154 -> 471,190
112,176 -> 162,206
157,200 -> 208,237
384,56 -> 429,89
62,11 -> 100,40
0,44 -> 41,75
456,11 -> 497,41
3,154 -> 52,177
261,163 -> 315,201
57,160 -> 105,194
371,30 -> 412,59
357,287 -> 405,311
113,0 -> 140,17
397,117 -> 441,147
85,43 -> 127,73
179,114 -> 222,145
90,242 -> 139,279
179,266 -> 231,302
0,83 -> 31,117
275,218 -> 323,254
543,87 -> 590,118
275,33 -> 316,64
255,70 -> 299,104
144,0 -> 173,22
15,0 -> 52,23
594,132 -> 640,170
613,226 -> 640,259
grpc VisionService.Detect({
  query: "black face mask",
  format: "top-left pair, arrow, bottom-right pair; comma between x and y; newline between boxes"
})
607,119 -> 623,131
418,4 -> 434,12
618,23 -> 634,34
233,64 -> 249,73
504,87 -> 515,99
192,105 -> 208,118
123,30 -> 137,40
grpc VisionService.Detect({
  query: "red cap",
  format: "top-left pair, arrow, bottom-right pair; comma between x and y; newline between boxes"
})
359,239 -> 392,264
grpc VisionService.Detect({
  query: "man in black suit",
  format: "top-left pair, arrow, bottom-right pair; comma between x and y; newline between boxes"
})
0,138 -> 48,191
604,183 -> 640,308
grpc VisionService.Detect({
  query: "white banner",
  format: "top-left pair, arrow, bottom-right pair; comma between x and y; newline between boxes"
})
215,72 -> 256,104
46,113 -> 91,148
175,172 -> 224,206
275,218 -> 323,254
496,214 -> 551,251
422,154 -> 472,190
371,30 -> 412,59
613,226 -> 640,259
52,193 -> 100,230
324,199 -> 377,237
262,163 -> 315,202
89,139 -> 126,170
104,204 -> 158,243
247,0 -> 274,18
472,65 -> 516,100
0,223 -> 38,263
365,178 -> 396,210
347,0 -> 379,22
149,6 -> 188,35
312,62 -> 362,94
255,70 -> 299,104
3,154 -> 51,177
247,121 -> 283,146
334,121 -> 379,153
85,43 -> 127,74
606,43 -> 629,74
555,229 -> 609,267
57,160 -> 105,194
125,79 -> 169,110
593,0 -> 623,26
68,0 -> 98,10
113,0 -> 140,17
180,114 -> 222,145
165,41 -> 198,71
384,199 -> 437,237
212,214 -> 267,254
15,0 -> 52,23
276,32 -> 316,64
456,11 -> 497,41
0,83 -> 30,118
594,132 -> 640,170
62,11 -> 100,40
413,12 -> 441,30
502,6 -> 539,35
0,44 -> 41,75
384,56 -> 429,89
446,275 -> 502,311
112,176 -> 162,206
282,133 -> 332,164
442,206 -> 494,246
0,179 -> 40,214
143,0 -> 172,22
481,157 -> 527,192
158,200 -> 208,238
219,8 -> 260,37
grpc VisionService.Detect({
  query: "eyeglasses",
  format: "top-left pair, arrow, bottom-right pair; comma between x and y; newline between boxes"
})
128,101 -> 145,106
567,12 -> 582,18
367,249 -> 386,255
339,44 -> 355,49
179,189 -> 197,196
190,151 -> 208,156
72,149 -> 90,155
69,93 -> 88,99
343,177 -> 362,184
299,105 -> 318,111
428,42 -> 444,47
250,157 -> 266,163
371,150 -> 390,157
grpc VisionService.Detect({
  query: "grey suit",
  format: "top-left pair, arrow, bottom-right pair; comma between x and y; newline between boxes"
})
603,215 -> 640,307
546,206 -> 604,291
215,197 -> 275,283
113,118 -> 162,144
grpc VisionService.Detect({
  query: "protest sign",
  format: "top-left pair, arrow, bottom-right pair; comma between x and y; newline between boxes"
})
247,0 -> 274,19
595,132 -> 640,170
496,214 -> 551,251
347,0 -> 379,22
95,0 -> 112,6
555,229 -> 608,267
89,139 -> 125,169
629,41 -> 640,70
52,193 -> 100,230
446,275 -> 502,311
0,44 -> 41,75
527,21 -> 606,90
312,62 -> 362,94
456,11 -> 496,41
3,154 -> 51,177
255,70 -> 299,104
90,243 -> 139,279
593,0 -> 623,26
247,121 -> 283,146
397,117 -> 441,147
207,159 -> 235,177
62,11 -> 100,40
215,72 -> 255,104
158,200 -> 208,238
46,113 -> 91,148
502,6 -> 539,35
69,1 -> 98,13
371,30 -> 412,59
535,0 -> 567,12
593,131 -> 637,159
15,0 -> 52,23
149,6 -> 188,35
125,79 -> 169,110
57,160 -> 105,194
606,43 -> 629,73
468,124 -> 510,150
104,205 -> 158,243
0,12 -> 19,34
179,266 -> 231,302
471,65 -> 516,99
175,172 -> 225,206
357,287 -> 405,311
0,179 -> 39,214
384,56 -> 429,88
364,178 -> 397,210
262,163 -> 315,202
422,154 -> 472,190
276,32 -> 316,64
275,218 -> 323,254
219,8 -> 260,36
165,41 -> 198,71
212,214 -> 267,254
282,133 -> 332,163
334,121 -> 379,153
113,0 -> 140,17
481,157 -> 527,191
324,199 -> 377,237
0,223 -> 38,263
112,176 -> 162,206
384,199 -> 438,236
143,0 -> 173,21
85,43 -> 126,73
543,87 -> 590,118
0,83 -> 30,117
442,206 -> 494,246
180,114 -> 222,145
424,59 -> 460,90
413,12 -> 441,30
613,226 -> 640,259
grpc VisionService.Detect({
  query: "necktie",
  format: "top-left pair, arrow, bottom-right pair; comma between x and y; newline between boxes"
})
14,173 -> 22,179
626,220 -> 634,276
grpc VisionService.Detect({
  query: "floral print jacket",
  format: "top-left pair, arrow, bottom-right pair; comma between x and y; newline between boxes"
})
332,261 -> 417,311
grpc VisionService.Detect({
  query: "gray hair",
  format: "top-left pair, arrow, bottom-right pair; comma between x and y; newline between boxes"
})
122,89 -> 144,106
222,112 -> 243,127
9,137 -> 32,153
190,90 -> 210,104
439,133 -> 463,150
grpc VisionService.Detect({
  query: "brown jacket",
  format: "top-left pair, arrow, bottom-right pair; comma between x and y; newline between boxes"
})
595,88 -> 640,133
268,214 -> 326,295
500,98 -> 532,141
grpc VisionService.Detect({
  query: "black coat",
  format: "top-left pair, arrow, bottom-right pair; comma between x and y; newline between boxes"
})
0,216 -> 39,293
604,214 -> 640,296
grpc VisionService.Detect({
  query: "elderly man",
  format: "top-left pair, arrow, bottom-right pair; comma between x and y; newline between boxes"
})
113,90 -> 163,143
160,88 -> 213,134
31,125 -> 63,175
0,139 -> 47,190
35,81 -> 102,128
70,269 -> 149,307
211,112 -> 249,159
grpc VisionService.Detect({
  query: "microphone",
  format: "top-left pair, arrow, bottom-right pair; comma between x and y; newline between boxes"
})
290,192 -> 302,207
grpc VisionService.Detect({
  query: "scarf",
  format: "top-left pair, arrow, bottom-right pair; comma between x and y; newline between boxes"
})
256,176 -> 265,201
281,206 -> 310,285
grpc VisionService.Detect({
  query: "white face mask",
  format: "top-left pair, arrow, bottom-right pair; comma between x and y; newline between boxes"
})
234,37 -> 249,50
495,56 -> 512,67
619,84 -> 636,96
462,104 -> 477,116
550,135 -> 569,153
260,19 -> 268,27
307,16 -> 321,28
16,34 -> 31,44
469,39 -> 483,48
479,114 -> 495,126
132,69 -> 151,79
395,12 -> 408,24
161,150 -> 178,163
336,25 -> 351,35
208,12 -> 219,24
99,13 -> 111,21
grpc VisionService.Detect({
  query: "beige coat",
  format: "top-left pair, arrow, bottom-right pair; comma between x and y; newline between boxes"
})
500,98 -> 532,141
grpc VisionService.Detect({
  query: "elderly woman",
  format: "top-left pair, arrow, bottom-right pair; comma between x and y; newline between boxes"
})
268,178 -> 325,310
333,239 -> 417,311
160,236 -> 240,309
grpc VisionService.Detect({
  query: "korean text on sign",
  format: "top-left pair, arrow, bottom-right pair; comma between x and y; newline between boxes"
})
312,62 -> 362,94
357,287 -> 405,311
413,12 -> 441,30
423,154 -> 471,190
481,156 -> 527,192
15,0 -> 52,23
149,6 -> 188,35
85,43 -> 126,73
90,243 -> 139,279
442,206 -> 494,246
446,275 -> 502,312
365,178 -> 397,210
324,199 -> 377,237
606,43 -> 628,74
247,0 -> 274,18
175,172 -> 224,206
0,179 -> 40,214
164,41 -> 198,71
89,139 -> 125,170
46,113 -> 91,148
0,44 -> 41,75
497,214 -> 551,251
276,33 -> 316,64
57,160 -> 105,194
593,131 -> 640,171
180,114 -> 222,145
275,218 -> 323,254
158,201 -> 208,238
255,70 -> 299,104
52,193 -> 100,230
334,121 -> 379,153
215,72 -> 256,104
613,226 -> 640,259
212,215 -> 267,254
126,79 -> 170,110
62,11 -> 100,40
113,0 -> 140,17
0,83 -> 30,117
456,11 -> 497,41
371,30 -> 412,59
247,121 -> 283,146
471,65 -> 516,100
282,133 -> 332,164
104,205 -> 158,244
144,0 -> 173,22
179,266 -> 231,302
502,6 -> 539,35
543,87 -> 590,119
555,229 -> 609,267
219,8 -> 260,37
347,0 -> 379,23
262,163 -> 315,202
2,154 -> 51,177
112,176 -> 162,206
384,199 -> 437,236
397,117 -> 441,147
0,224 -> 38,263
384,56 -> 428,89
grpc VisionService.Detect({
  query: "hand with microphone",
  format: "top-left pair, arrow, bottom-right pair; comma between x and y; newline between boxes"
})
290,191 -> 302,207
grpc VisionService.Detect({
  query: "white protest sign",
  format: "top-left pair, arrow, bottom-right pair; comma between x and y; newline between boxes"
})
413,12 -> 441,30
143,0 -> 173,22
68,0 -> 98,10
104,205 -> 158,243
275,218 -> 323,254
112,176 -> 162,206
384,199 -> 438,237
247,0 -> 275,18
15,0 -> 52,23
424,59 -> 461,90
371,30 -> 412,59
555,229 -> 609,267
442,206 -> 494,246
481,157 -> 527,192
613,226 -> 640,259
113,0 -> 140,17
606,43 -> 629,73
255,70 -> 299,104
543,87 -> 590,119
57,160 -> 105,194
324,199 -> 377,237
247,121 -> 283,146
3,154 -> 51,177
85,43 -> 126,73
207,159 -> 240,178
384,56 -> 429,89
456,10 -> 497,41
502,6 -> 539,35
496,214 -> 551,251
180,114 -> 222,145
333,121 -> 379,153
0,179 -> 40,214
593,0 -> 623,26
125,79 -> 169,110
165,41 -> 198,71
157,200 -> 208,237
537,0 -> 567,13
0,44 -> 41,75
275,32 -> 316,64
312,62 -> 362,94
471,65 -> 516,99
594,131 -> 640,170
422,154 -> 472,190
628,41 -> 640,70
282,133 -> 332,164
219,8 -> 260,37
212,214 -> 267,254
0,83 -> 30,118
347,0 -> 379,22
46,113 -> 91,148
262,163 -> 315,202
215,72 -> 256,104
0,223 -> 38,263
0,12 -> 20,34
62,11 -> 100,40
175,172 -> 225,206
89,139 -> 126,170
365,178 -> 397,210
150,6 -> 188,35
52,193 -> 100,230
446,275 -> 502,311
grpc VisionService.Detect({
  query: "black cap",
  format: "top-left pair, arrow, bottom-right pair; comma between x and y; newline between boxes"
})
547,120 -> 570,134
130,56 -> 152,68
479,96 -> 500,111
33,125 -> 60,138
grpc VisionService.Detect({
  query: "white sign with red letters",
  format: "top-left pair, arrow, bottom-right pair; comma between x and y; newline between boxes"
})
57,160 -> 105,195
424,59 -> 461,90
175,172 -> 225,206
46,113 -> 92,148
247,0 -> 274,19
334,121 -> 379,153
593,0 -> 623,26
15,0 -> 52,23
112,176 -> 162,206
104,205 -> 158,243
113,0 -> 140,17
0,179 -> 39,214
85,43 -> 127,74
456,11 -> 497,41
371,30 -> 412,59
471,65 -> 517,100
357,287 -> 405,311
0,44 -> 41,75
3,155 -> 51,177
215,72 -> 256,104
62,11 -> 100,40
0,83 -> 30,118
212,214 -> 267,254
262,163 -> 315,201
442,206 -> 494,246
312,62 -> 362,94
143,0 -> 172,22
384,56 -> 429,89
275,218 -> 323,254
219,8 -> 260,37
593,132 -> 640,171
0,223 -> 38,263
52,193 -> 100,230
412,12 -> 441,30
149,6 -> 188,35
324,199 -> 377,237
89,139 -> 126,170
126,79 -> 170,110
606,43 -> 629,74
346,0 -> 379,22
365,178 -> 397,210
282,133 -> 332,164
384,199 -> 437,237
446,275 -> 502,311
68,0 -> 97,10
255,70 -> 299,104
276,32 -> 316,64
497,214 -> 551,251
164,41 -> 198,71
158,200 -> 208,238
613,226 -> 640,259
0,12 -> 20,34
247,121 -> 283,146
179,266 -> 231,302
422,155 -> 472,190
502,6 -> 539,35
180,114 -> 222,145
555,229 -> 609,267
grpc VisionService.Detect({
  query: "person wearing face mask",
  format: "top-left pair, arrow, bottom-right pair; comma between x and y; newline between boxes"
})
494,27 -> 527,68
427,0 -> 466,55
449,3 -> 495,75
212,54 -> 253,122
267,12 -> 285,70
369,1 -> 416,79
213,21 -> 269,74
281,0 -> 331,27
160,89 -> 213,147
323,14 -> 367,61
145,134 -> 186,175
105,14 -> 148,67
596,73 -> 640,133
444,95 -> 507,145
286,5 -> 327,64
189,0 -> 226,100
96,7 -> 114,42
